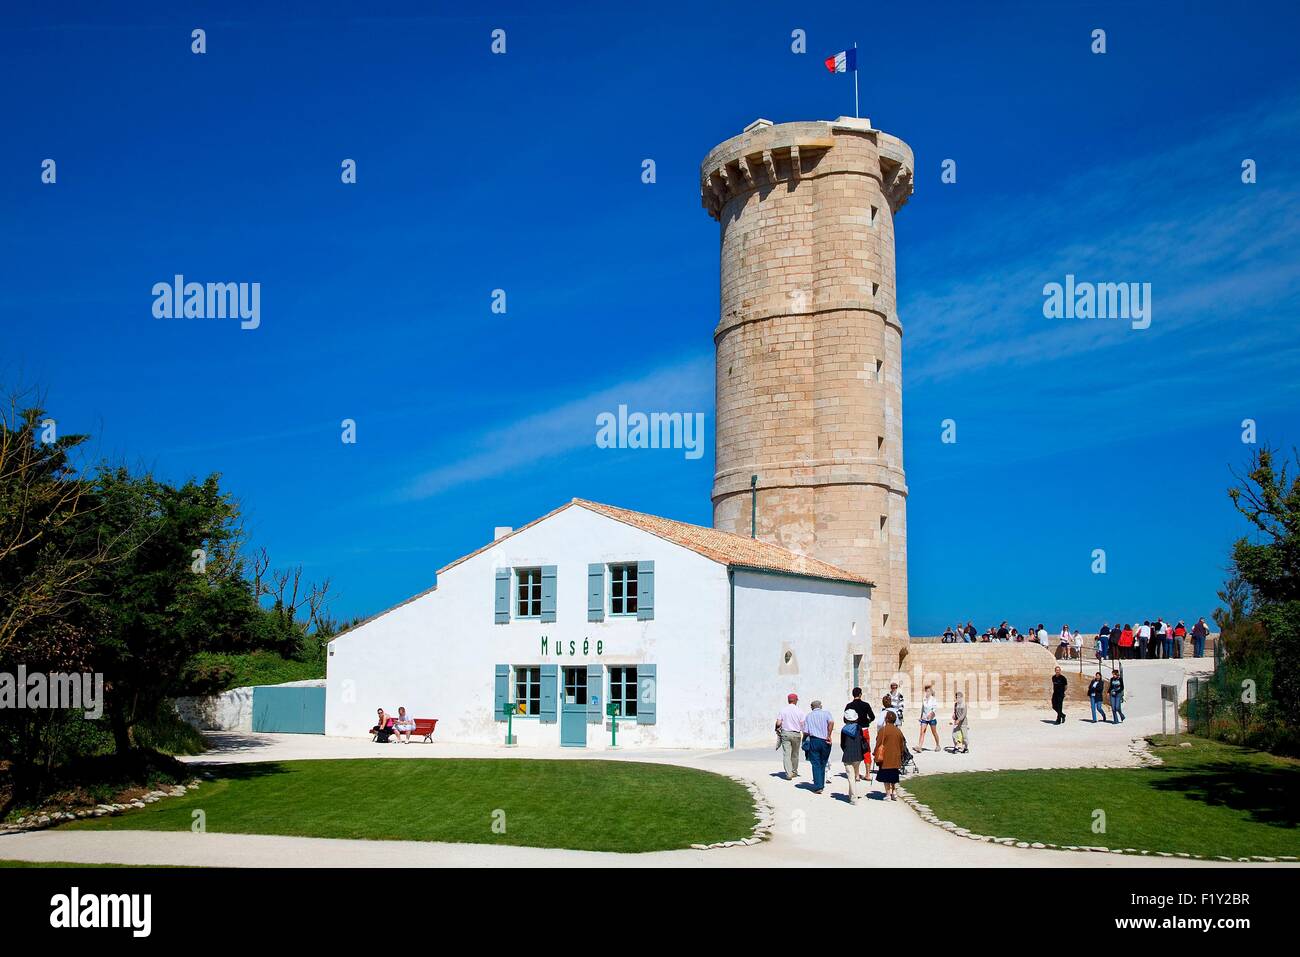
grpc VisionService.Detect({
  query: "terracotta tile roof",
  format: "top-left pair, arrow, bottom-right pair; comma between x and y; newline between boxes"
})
573,500 -> 872,585
437,498 -> 872,586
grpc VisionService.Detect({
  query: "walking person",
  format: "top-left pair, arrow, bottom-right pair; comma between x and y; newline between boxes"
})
1108,669 -> 1126,722
1051,666 -> 1068,724
844,688 -> 876,780
1087,672 -> 1108,723
873,711 -> 905,801
775,693 -> 806,780
951,691 -> 970,753
917,684 -> 941,752
1192,617 -> 1209,658
801,699 -> 834,794
840,709 -> 868,803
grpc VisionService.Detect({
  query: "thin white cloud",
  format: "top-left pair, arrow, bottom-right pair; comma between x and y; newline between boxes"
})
393,354 -> 713,501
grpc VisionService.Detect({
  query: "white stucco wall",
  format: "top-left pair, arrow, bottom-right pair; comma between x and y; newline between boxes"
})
731,569 -> 872,747
326,505 -> 734,749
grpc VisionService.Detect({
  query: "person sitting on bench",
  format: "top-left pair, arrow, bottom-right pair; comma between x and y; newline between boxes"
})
370,708 -> 395,743
393,706 -> 417,743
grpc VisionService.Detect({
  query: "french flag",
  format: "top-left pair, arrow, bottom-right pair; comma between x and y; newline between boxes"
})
824,49 -> 857,73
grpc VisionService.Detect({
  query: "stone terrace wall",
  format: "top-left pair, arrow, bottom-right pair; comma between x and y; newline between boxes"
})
889,641 -> 1090,708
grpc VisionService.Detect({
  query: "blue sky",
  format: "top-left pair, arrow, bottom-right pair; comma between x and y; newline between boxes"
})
3,1 -> 1298,635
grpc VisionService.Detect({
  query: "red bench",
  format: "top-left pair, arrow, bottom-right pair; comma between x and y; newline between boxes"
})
409,718 -> 437,742
373,718 -> 438,743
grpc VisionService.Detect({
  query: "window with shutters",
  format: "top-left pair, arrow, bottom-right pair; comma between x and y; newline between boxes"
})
608,666 -> 638,717
610,563 -> 639,615
513,666 -> 542,716
516,567 -> 542,618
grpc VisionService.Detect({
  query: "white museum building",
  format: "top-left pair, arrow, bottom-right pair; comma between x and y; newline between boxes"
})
325,499 -> 873,749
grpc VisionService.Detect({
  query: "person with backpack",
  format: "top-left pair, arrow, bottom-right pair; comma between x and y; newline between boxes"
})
843,688 -> 876,780
1109,669 -> 1126,722
840,709 -> 868,803
1087,672 -> 1108,723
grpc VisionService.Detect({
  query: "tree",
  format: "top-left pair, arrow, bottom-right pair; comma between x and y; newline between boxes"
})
1213,569 -> 1267,660
0,394 -> 116,654
73,467 -> 261,755
1228,447 -> 1300,726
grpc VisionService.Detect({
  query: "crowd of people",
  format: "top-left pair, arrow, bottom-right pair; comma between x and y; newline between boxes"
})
1094,618 -> 1211,660
774,684 -> 970,804
940,617 -> 1212,660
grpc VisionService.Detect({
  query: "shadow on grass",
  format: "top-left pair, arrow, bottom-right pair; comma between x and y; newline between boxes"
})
1147,760 -> 1300,829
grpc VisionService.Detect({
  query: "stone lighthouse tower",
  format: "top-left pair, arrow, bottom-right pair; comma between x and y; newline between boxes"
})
700,116 -> 915,687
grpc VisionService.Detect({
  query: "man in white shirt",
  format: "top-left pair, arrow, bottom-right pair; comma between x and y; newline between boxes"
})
775,693 -> 806,780
1137,620 -> 1152,658
1037,624 -> 1049,647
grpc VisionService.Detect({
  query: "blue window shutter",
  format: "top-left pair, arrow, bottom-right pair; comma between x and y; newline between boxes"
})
494,569 -> 510,624
636,560 -> 655,620
587,664 -> 603,724
494,664 -> 509,722
541,565 -> 557,623
587,563 -> 605,622
637,664 -> 656,724
539,664 -> 558,723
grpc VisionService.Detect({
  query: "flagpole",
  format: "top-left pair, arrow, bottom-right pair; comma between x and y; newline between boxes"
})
853,41 -> 859,117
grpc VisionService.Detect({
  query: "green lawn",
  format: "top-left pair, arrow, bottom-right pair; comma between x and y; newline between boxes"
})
0,861 -> 178,868
65,758 -> 757,853
905,736 -> 1300,859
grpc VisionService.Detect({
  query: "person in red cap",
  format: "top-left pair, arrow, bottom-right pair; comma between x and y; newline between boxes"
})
774,693 -> 806,780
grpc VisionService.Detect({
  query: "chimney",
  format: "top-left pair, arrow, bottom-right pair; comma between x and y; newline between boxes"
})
493,526 -> 513,541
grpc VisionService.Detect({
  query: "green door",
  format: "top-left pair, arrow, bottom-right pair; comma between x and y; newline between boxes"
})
560,666 -> 588,747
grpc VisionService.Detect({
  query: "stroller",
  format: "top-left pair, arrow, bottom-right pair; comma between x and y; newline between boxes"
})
900,738 -> 919,776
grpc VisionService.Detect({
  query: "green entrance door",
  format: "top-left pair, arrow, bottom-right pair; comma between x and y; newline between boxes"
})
560,666 -> 588,748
